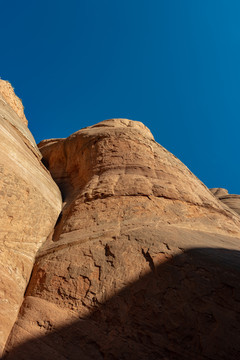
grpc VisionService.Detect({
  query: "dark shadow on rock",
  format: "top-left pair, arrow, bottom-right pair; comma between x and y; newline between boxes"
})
3,248 -> 240,360
40,157 -> 49,170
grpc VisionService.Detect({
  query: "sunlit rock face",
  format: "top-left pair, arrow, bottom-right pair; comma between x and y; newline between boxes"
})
0,80 -> 28,126
0,81 -> 62,355
3,119 -> 240,359
210,188 -> 240,216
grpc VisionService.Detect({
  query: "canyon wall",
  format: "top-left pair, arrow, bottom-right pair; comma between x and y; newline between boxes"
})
3,119 -> 240,359
0,80 -> 62,355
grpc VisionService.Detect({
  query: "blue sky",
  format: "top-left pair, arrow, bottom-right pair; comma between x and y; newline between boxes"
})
1,1 -> 240,193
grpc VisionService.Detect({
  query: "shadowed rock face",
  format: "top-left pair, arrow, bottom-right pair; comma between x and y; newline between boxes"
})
4,248 -> 240,360
0,81 -> 62,354
4,119 -> 240,359
210,188 -> 240,216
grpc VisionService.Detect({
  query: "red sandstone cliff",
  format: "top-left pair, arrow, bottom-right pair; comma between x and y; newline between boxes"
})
1,85 -> 240,359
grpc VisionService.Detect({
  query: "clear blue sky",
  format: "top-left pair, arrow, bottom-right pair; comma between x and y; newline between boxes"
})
1,1 -> 240,193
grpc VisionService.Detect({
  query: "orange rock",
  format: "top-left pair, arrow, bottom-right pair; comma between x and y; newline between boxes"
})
0,81 -> 62,355
210,188 -> 240,216
4,119 -> 240,359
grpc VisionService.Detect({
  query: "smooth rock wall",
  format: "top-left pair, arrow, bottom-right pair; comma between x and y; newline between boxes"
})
0,82 -> 62,354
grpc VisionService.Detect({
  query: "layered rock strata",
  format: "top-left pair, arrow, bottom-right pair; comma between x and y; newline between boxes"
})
0,80 -> 28,126
210,188 -> 240,216
4,119 -> 240,359
0,81 -> 62,354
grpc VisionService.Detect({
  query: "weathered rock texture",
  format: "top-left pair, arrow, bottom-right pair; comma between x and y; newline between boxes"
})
0,80 -> 28,126
4,119 -> 240,359
0,81 -> 62,354
210,188 -> 240,216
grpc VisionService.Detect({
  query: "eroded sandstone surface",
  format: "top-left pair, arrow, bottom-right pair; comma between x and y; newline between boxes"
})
0,81 -> 62,354
4,119 -> 240,359
210,187 -> 240,216
0,80 -> 28,126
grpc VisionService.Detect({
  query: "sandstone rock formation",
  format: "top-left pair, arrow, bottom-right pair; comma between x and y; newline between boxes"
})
4,119 -> 240,359
210,188 -> 240,216
0,81 -> 62,355
0,80 -> 28,125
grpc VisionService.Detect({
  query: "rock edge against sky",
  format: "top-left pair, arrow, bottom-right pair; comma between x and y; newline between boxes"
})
1,81 -> 240,359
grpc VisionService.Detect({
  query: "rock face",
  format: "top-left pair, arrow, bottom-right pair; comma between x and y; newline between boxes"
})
210,188 -> 240,216
4,119 -> 240,359
0,80 -> 28,125
0,81 -> 62,354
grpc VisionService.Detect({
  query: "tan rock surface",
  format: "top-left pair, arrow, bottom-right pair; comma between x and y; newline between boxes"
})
0,80 -> 28,126
0,82 -> 62,355
210,188 -> 240,216
210,187 -> 229,197
219,195 -> 240,215
4,119 -> 240,359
